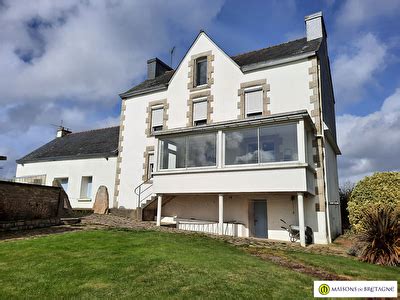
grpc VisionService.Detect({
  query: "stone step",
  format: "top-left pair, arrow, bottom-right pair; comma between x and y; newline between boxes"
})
60,218 -> 81,225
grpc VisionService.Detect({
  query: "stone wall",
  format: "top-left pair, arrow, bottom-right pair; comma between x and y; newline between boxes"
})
0,180 -> 70,230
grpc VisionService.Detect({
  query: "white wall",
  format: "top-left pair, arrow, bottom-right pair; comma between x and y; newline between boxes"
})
119,33 -> 315,208
160,193 -> 327,243
16,157 -> 117,208
153,166 -> 309,194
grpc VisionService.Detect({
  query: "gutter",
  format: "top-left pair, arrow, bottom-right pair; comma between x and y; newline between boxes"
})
16,152 -> 118,165
119,84 -> 168,99
241,52 -> 317,73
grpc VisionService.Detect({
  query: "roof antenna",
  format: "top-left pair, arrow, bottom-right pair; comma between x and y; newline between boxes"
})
170,46 -> 176,68
51,120 -> 71,134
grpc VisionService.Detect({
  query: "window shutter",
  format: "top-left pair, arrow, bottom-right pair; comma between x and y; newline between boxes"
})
193,100 -> 208,121
245,89 -> 263,115
151,108 -> 164,127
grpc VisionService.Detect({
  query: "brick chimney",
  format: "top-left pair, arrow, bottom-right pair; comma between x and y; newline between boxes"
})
305,11 -> 327,41
56,126 -> 71,138
147,57 -> 172,80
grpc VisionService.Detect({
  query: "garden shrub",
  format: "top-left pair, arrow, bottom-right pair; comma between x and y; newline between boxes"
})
348,172 -> 400,232
358,206 -> 399,266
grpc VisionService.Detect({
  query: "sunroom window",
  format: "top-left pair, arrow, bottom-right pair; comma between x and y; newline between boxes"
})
225,128 -> 258,165
187,133 -> 216,167
259,124 -> 298,162
159,133 -> 216,170
225,124 -> 298,165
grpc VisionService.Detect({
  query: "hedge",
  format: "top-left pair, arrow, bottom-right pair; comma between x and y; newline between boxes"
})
348,172 -> 400,232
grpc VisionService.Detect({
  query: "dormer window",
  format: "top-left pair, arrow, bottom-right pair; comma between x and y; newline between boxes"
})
193,99 -> 208,126
195,57 -> 207,86
151,106 -> 164,132
245,88 -> 263,118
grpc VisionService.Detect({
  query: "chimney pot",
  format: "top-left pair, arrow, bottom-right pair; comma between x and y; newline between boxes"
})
305,11 -> 326,41
56,126 -> 71,138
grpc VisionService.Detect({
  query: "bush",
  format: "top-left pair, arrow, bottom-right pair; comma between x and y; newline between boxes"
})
339,182 -> 354,230
358,206 -> 399,266
348,172 -> 400,232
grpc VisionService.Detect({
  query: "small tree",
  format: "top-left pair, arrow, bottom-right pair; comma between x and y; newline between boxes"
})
339,182 -> 354,231
348,172 -> 400,232
358,206 -> 399,266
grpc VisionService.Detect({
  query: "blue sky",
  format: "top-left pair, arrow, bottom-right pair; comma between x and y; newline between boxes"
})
0,0 -> 399,183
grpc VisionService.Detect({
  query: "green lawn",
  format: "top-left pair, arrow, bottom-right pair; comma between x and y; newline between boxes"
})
0,230 -> 398,299
283,251 -> 400,281
0,229 -> 312,299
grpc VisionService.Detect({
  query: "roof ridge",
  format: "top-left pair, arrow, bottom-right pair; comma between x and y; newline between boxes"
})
67,125 -> 119,136
231,37 -> 306,59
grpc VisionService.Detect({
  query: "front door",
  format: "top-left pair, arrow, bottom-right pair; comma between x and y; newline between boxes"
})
253,200 -> 268,238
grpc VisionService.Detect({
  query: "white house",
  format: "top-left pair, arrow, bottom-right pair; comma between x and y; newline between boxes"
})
16,12 -> 341,245
15,126 -> 119,208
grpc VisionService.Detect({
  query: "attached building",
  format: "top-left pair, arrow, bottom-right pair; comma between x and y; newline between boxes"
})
16,126 -> 119,208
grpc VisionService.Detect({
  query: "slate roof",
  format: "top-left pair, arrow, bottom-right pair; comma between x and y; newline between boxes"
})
120,37 -> 322,98
17,126 -> 120,164
121,70 -> 174,97
231,37 -> 322,67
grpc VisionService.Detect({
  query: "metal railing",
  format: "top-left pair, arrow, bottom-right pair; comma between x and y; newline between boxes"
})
134,177 -> 153,208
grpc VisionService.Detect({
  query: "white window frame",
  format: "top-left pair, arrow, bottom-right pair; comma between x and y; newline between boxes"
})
79,176 -> 93,201
244,87 -> 263,118
151,105 -> 164,132
147,152 -> 155,180
195,57 -> 208,87
192,97 -> 208,126
222,123 -> 300,167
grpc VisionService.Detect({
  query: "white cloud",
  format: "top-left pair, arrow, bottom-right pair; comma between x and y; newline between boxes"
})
0,0 -> 225,178
0,0 -> 224,103
337,88 -> 400,183
336,0 -> 400,30
332,33 -> 387,106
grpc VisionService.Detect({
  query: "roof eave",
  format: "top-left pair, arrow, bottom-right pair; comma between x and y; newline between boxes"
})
241,51 -> 317,73
119,84 -> 168,99
324,129 -> 341,155
16,151 -> 118,165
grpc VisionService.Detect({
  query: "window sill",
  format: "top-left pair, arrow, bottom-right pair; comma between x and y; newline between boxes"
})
78,198 -> 92,202
189,83 -> 210,92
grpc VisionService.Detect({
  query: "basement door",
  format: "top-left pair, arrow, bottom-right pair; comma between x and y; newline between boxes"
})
253,200 -> 268,238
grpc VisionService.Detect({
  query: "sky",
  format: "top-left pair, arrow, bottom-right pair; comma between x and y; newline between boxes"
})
0,0 -> 399,184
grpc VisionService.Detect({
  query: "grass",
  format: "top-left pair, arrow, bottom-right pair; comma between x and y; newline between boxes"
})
283,250 -> 400,281
0,229 -> 398,299
247,245 -> 400,281
0,229 -> 312,299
